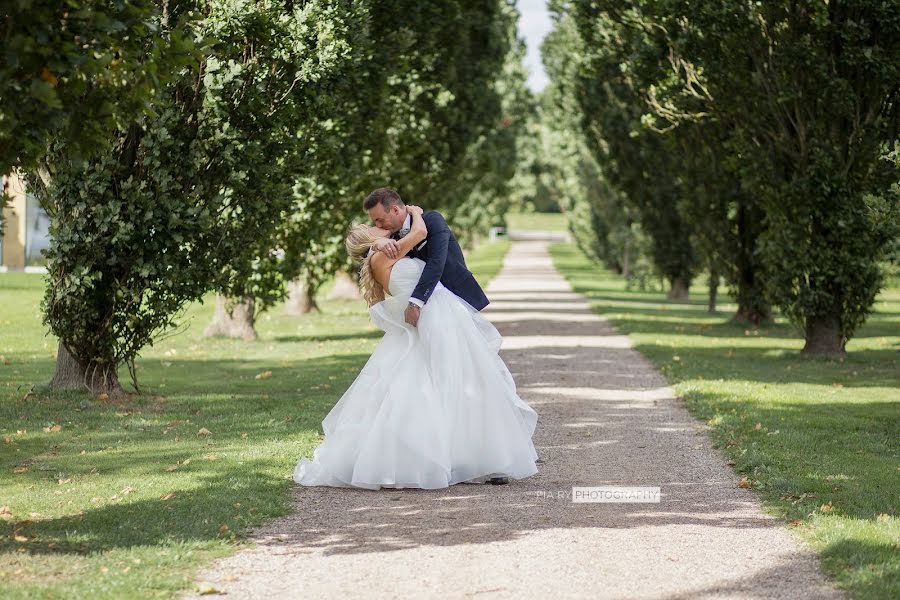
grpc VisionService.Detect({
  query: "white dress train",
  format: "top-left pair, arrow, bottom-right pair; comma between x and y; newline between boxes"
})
293,256 -> 539,490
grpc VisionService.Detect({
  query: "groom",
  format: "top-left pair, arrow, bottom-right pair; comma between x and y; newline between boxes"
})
364,187 -> 489,327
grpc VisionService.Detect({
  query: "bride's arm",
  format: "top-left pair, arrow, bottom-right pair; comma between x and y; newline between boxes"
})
394,206 -> 427,256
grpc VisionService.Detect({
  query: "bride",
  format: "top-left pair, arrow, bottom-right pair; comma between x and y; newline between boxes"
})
293,205 -> 539,490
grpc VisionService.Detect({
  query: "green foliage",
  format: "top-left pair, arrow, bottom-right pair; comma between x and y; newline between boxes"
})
265,0 -> 529,298
0,0 -> 193,173
17,0 -> 530,388
570,0 -> 900,350
536,11 -> 648,282
29,1 -> 361,385
545,5 -> 699,291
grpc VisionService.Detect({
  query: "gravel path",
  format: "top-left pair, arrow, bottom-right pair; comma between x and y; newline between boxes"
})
182,241 -> 842,599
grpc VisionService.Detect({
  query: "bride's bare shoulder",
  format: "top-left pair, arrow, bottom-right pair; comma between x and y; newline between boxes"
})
368,251 -> 393,286
369,250 -> 388,269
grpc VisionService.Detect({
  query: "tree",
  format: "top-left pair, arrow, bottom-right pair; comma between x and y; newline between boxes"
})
539,5 -> 650,285
28,0 -> 364,395
566,6 -> 698,297
628,0 -> 900,353
207,0 -> 526,340
1,0 -> 192,230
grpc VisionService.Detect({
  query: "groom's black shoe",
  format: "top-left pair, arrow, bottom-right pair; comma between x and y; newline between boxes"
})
487,476 -> 508,485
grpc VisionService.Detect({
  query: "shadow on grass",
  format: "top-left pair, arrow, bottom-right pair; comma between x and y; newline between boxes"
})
1,352 -> 375,558
631,343 -> 900,389
273,330 -> 383,343
0,461 -> 289,557
675,391 -> 899,521
819,538 -> 900,600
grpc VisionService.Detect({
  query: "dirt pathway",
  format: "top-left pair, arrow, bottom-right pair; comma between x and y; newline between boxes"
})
183,240 -> 842,599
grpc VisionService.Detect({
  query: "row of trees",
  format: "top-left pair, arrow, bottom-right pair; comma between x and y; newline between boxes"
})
3,0 -> 529,395
540,0 -> 899,355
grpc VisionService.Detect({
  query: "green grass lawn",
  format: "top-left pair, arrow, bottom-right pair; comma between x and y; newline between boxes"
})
504,209 -> 568,232
0,238 -> 510,599
549,242 -> 899,600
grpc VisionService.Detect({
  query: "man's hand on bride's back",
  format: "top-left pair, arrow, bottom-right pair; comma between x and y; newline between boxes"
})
372,237 -> 400,259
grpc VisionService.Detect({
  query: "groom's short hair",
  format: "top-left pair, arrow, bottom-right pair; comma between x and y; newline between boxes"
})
364,187 -> 404,211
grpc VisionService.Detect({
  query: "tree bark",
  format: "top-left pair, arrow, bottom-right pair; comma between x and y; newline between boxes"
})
284,279 -> 319,315
326,272 -> 362,301
731,306 -> 772,326
730,195 -> 772,325
621,238 -> 632,281
666,277 -> 690,300
203,294 -> 258,340
708,270 -> 719,314
49,342 -> 127,397
802,315 -> 846,356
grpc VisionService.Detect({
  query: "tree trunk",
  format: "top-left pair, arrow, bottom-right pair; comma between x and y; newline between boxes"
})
708,270 -> 719,314
802,315 -> 846,356
50,342 -> 127,397
731,305 -> 773,326
621,238 -> 632,281
326,272 -> 362,301
203,294 -> 258,340
666,277 -> 690,300
284,279 -> 319,315
731,196 -> 772,326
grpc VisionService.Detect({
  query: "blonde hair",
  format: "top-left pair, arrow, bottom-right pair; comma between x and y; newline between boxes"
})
345,224 -> 384,306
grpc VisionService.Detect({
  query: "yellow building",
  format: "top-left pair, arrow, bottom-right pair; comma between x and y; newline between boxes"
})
1,172 -> 50,272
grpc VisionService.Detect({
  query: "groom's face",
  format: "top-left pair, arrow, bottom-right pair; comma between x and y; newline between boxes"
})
367,202 -> 406,234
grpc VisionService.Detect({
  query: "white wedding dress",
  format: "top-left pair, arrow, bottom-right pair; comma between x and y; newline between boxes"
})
293,256 -> 539,489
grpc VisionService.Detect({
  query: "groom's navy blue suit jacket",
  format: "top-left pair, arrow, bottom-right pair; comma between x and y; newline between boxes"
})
393,210 -> 489,311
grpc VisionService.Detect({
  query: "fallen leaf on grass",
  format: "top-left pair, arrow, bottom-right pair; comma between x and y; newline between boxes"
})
819,502 -> 835,514
12,466 -> 28,474
197,427 -> 212,436
109,486 -> 137,502
196,583 -> 222,595
255,370 -> 273,380
42,424 -> 62,433
160,492 -> 176,501
166,458 -> 191,472
0,506 -> 12,521
738,477 -> 752,489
